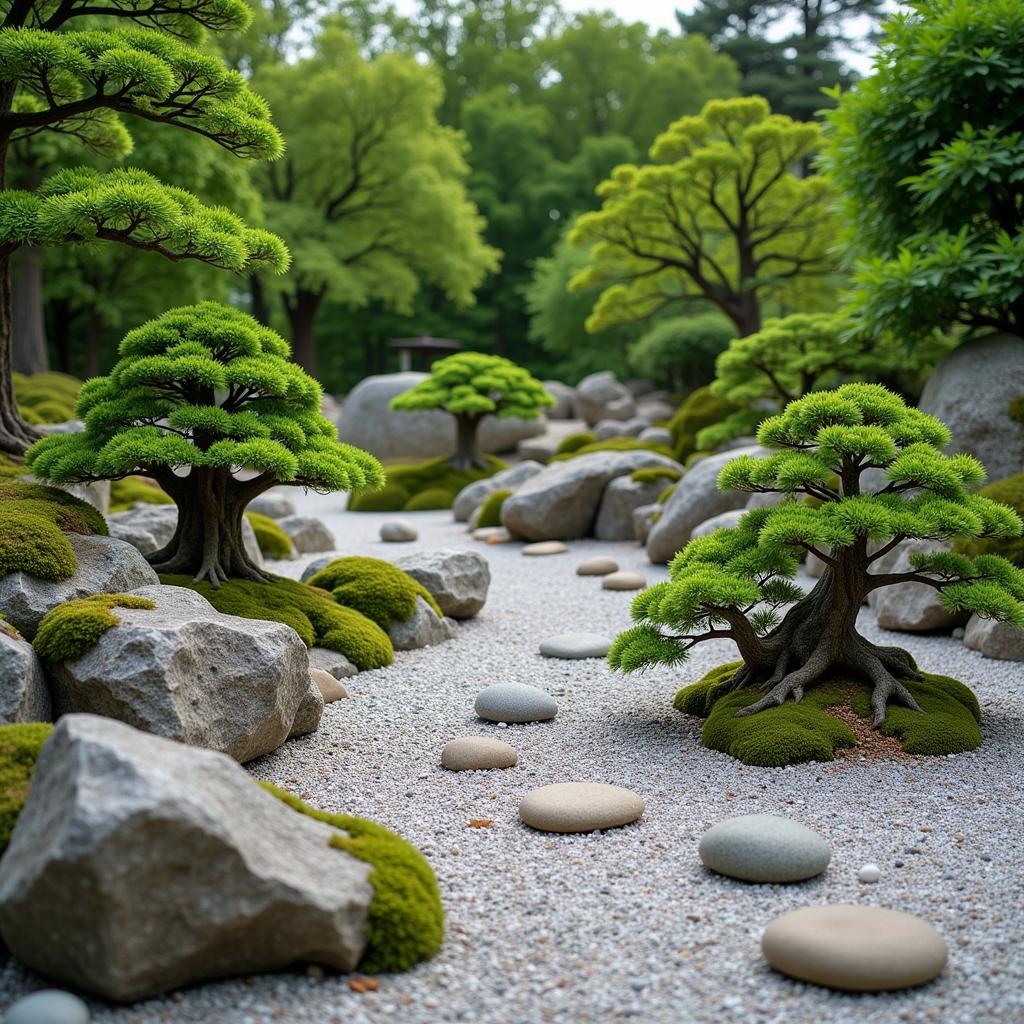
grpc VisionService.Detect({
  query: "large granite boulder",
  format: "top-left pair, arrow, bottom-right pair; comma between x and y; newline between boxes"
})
963,614 -> 1024,660
919,333 -> 1024,481
0,715 -> 373,1001
452,460 -> 544,522
646,446 -> 769,563
633,503 -> 660,544
501,450 -> 683,541
0,628 -> 51,724
277,515 -> 335,554
0,533 -> 158,639
691,508 -> 747,539
247,491 -> 297,519
594,475 -> 669,541
45,585 -> 317,762
389,596 -> 457,650
393,548 -> 490,618
337,372 -> 545,460
576,371 -> 636,426
542,380 -> 579,420
868,540 -> 968,632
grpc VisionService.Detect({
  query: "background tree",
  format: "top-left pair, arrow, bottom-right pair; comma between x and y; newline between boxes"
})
26,303 -> 382,585
0,0 -> 288,454
629,312 -> 736,394
822,0 -> 1024,346
570,97 -> 837,340
390,352 -> 553,469
610,383 -> 1024,725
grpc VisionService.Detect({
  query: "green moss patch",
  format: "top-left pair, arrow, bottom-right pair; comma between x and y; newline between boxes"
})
1,722 -> 54,855
245,511 -> 294,560
349,455 -> 505,513
161,575 -> 393,671
262,784 -> 443,974
476,488 -> 512,528
307,557 -> 441,629
630,466 -> 682,485
675,661 -> 982,766
14,371 -> 81,425
34,594 -> 156,662
954,473 -> 1024,566
554,431 -> 597,456
109,476 -> 173,513
548,437 -> 675,463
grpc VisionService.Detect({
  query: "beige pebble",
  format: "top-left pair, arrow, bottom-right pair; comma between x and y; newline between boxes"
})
601,571 -> 647,590
519,782 -> 644,833
472,526 -> 506,541
310,668 -> 348,703
441,736 -> 518,771
522,541 -> 568,556
485,529 -> 514,545
576,556 -> 619,576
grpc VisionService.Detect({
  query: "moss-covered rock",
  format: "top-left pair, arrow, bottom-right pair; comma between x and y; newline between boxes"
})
262,784 -> 443,974
307,557 -> 441,630
667,386 -> 739,462
349,456 -> 504,513
245,511 -> 294,560
0,721 -> 54,855
554,431 -> 597,456
548,437 -> 675,463
109,476 -> 173,513
161,574 -> 393,671
33,594 -> 157,662
476,488 -> 512,528
954,473 -> 1024,566
675,661 -> 981,766
629,466 -> 682,486
13,371 -> 81,425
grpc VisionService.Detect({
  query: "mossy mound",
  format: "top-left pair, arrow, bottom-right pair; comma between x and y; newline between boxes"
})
954,473 -> 1024,566
476,488 -> 512,528
14,371 -> 81,425
245,511 -> 294,560
668,385 -> 739,462
349,455 -> 505,512
307,557 -> 441,630
161,574 -> 393,671
675,661 -> 982,767
34,593 -> 156,662
1,722 -> 54,855
548,437 -> 674,463
0,454 -> 25,480
262,784 -> 443,974
0,481 -> 108,581
554,431 -> 597,456
109,476 -> 173,513
630,466 -> 682,486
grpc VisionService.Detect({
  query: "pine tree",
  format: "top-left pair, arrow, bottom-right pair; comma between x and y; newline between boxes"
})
25,303 -> 383,585
609,384 -> 1024,726
390,352 -> 553,470
0,0 -> 289,454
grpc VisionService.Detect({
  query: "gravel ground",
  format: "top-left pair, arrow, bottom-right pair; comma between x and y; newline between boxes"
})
3,492 -> 1023,1024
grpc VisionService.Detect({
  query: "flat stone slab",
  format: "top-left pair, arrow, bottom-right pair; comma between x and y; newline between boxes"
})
522,541 -> 568,556
699,814 -> 831,883
602,571 -> 646,590
519,782 -> 644,834
379,520 -> 417,542
539,632 -> 611,660
441,736 -> 518,771
3,990 -> 90,1024
762,905 -> 948,992
576,556 -> 619,576
475,683 -> 557,723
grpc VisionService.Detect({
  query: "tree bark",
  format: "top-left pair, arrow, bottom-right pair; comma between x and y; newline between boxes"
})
50,298 -> 73,374
84,310 -> 104,378
0,251 -> 41,454
11,245 -> 48,374
451,413 -> 486,471
250,275 -> 270,326
284,288 -> 324,375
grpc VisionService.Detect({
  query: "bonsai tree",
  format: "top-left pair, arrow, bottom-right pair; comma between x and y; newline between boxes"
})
390,353 -> 554,471
610,384 -> 1024,726
25,303 -> 383,585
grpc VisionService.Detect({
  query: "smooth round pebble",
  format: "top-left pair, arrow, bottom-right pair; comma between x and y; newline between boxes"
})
441,736 -> 518,771
601,571 -> 647,591
576,556 -> 619,576
858,862 -> 881,884
310,668 -> 348,703
699,814 -> 831,883
522,541 -> 568,556
475,683 -> 558,723
485,529 -> 513,544
538,632 -> 611,660
519,782 -> 644,833
379,519 -> 417,542
762,905 -> 948,991
472,526 -> 506,541
3,990 -> 90,1024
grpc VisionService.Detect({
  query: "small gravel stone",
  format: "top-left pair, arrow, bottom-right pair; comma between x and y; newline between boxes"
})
379,519 -> 418,542
858,863 -> 881,884
519,782 -> 644,833
601,571 -> 647,591
538,632 -> 611,660
3,990 -> 90,1024
475,683 -> 558,723
522,541 -> 568,556
698,814 -> 831,883
441,736 -> 518,771
576,556 -> 619,576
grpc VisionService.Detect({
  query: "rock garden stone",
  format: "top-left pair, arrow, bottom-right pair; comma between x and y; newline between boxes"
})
276,514 -> 336,553
473,526 -> 507,541
542,380 -> 578,420
0,628 -> 51,724
595,474 -> 668,541
0,533 -> 158,639
308,646 -> 358,679
475,683 -> 557,723
522,540 -> 568,555
594,418 -> 634,440
636,398 -> 675,424
310,667 -> 349,702
633,503 -> 660,544
638,426 -> 672,446
45,584 -> 315,763
485,529 -> 513,544
576,370 -> 636,426
519,782 -> 644,833
690,508 -> 746,539
858,863 -> 881,884
2,991 -> 90,1024
502,449 -> 682,541
380,519 -> 418,542
452,461 -> 544,522
441,736 -> 518,771
0,715 -> 374,1001
698,814 -> 831,883
288,680 -> 325,738
647,446 -> 768,563
246,491 -> 297,519
602,571 -> 647,591
389,596 -> 456,650
394,548 -> 490,618
538,632 -> 611,659
868,539 -> 968,631
964,614 -> 1024,660
761,905 -> 948,992
576,556 -> 619,576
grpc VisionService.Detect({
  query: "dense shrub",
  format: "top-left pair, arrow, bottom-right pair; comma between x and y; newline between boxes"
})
954,474 -> 1024,567
667,385 -> 740,462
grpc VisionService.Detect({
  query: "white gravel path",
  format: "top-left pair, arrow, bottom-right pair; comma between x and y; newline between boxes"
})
3,492 -> 1023,1024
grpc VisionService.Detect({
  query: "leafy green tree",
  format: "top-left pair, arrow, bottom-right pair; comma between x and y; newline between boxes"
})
391,352 -> 553,469
822,0 -> 1024,345
0,0 -> 288,455
629,312 -> 736,393
26,303 -> 383,585
610,383 -> 1024,725
571,97 -> 836,340
251,26 -> 499,374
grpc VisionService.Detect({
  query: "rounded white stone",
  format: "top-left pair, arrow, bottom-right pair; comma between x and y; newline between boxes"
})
576,556 -> 619,576
538,632 -> 611,660
601,571 -> 647,591
3,990 -> 90,1024
522,541 -> 568,556
441,736 -> 518,771
474,683 -> 558,723
858,863 -> 881,884
310,668 -> 348,703
379,519 -> 417,542
519,782 -> 644,834
699,814 -> 831,883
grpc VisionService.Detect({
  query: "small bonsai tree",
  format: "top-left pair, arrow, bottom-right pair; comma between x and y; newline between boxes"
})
390,353 -> 554,470
25,303 -> 383,585
610,384 -> 1024,726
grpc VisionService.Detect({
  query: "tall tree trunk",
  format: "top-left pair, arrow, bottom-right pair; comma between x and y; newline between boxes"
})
451,413 -> 485,471
51,299 -> 72,374
285,288 -> 324,375
0,251 -> 41,454
11,245 -> 48,374
84,311 -> 104,378
250,275 -> 270,326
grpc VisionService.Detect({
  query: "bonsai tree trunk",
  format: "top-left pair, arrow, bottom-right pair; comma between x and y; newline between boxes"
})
0,252 -> 40,454
451,413 -> 487,471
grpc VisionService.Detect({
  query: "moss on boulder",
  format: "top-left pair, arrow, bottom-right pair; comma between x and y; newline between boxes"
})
548,437 -> 674,463
33,593 -> 157,662
349,455 -> 504,512
629,466 -> 682,486
245,511 -> 294,560
0,722 -> 54,855
109,476 -> 173,513
667,386 -> 739,462
554,431 -> 597,456
476,488 -> 512,528
403,487 -> 455,511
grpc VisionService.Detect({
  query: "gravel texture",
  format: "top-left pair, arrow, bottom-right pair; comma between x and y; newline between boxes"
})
2,491 -> 1022,1024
